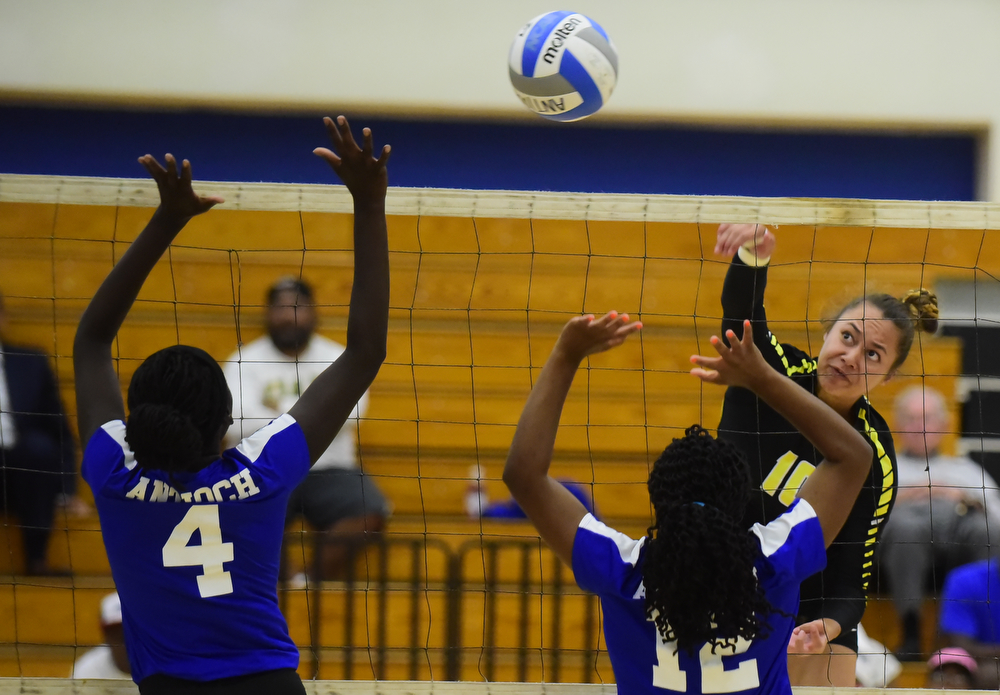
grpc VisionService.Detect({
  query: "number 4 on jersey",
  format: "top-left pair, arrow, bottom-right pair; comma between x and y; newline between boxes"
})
162,505 -> 235,598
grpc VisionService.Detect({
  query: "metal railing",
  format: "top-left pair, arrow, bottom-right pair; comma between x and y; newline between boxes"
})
282,532 -> 600,682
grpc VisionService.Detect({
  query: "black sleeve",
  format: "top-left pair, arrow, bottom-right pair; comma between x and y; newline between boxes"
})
816,540 -> 867,632
721,253 -> 772,354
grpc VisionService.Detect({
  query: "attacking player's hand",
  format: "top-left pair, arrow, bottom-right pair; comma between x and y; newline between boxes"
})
555,311 -> 642,364
715,223 -> 775,259
139,154 -> 223,222
787,619 -> 831,655
314,116 -> 391,204
690,319 -> 769,389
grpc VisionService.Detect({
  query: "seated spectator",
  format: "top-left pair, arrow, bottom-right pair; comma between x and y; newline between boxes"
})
0,290 -> 78,575
465,464 -> 597,519
926,648 -> 977,689
939,557 -> 1000,688
223,277 -> 390,580
71,592 -> 132,681
880,385 -> 1000,660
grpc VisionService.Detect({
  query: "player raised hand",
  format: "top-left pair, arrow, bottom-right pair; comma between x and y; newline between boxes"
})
554,311 -> 643,363
690,319 -> 770,390
715,223 -> 776,259
139,154 -> 224,222
314,116 -> 391,203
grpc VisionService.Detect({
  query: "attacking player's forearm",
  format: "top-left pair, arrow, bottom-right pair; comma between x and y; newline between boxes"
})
721,255 -> 769,343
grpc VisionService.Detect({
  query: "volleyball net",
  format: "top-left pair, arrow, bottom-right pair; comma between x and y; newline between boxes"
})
2,174 -> 1000,687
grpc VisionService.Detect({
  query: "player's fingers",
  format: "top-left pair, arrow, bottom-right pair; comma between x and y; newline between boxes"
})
338,116 -> 359,150
361,127 -> 374,157
323,116 -> 344,149
139,154 -> 167,178
616,321 -> 642,338
710,334 -> 732,357
605,312 -> 628,332
587,311 -> 616,332
376,144 -> 392,167
715,224 -> 732,254
199,194 -> 225,207
314,147 -> 343,167
689,353 -> 722,369
181,159 -> 192,185
163,154 -> 179,181
689,367 -> 720,383
721,329 -> 746,354
740,320 -> 754,347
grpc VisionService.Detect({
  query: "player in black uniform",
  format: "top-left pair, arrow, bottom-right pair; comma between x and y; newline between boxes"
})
714,223 -> 938,686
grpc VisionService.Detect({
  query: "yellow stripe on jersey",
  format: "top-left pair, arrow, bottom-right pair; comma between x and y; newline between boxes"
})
858,403 -> 896,592
769,334 -> 818,377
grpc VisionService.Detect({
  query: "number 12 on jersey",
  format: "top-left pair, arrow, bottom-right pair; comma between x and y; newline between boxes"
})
162,505 -> 235,598
652,627 -> 759,693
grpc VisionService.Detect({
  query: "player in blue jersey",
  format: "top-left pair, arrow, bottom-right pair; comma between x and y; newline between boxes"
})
503,313 -> 874,695
73,116 -> 390,695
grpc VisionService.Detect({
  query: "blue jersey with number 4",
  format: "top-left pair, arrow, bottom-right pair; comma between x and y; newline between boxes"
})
573,498 -> 825,695
82,414 -> 311,683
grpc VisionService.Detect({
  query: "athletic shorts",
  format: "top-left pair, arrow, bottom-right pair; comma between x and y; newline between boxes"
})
139,667 -> 304,695
286,467 -> 390,530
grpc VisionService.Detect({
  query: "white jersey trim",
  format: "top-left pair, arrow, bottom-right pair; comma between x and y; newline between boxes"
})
751,498 -> 817,558
579,512 -> 645,566
235,413 -> 297,464
101,420 -> 137,471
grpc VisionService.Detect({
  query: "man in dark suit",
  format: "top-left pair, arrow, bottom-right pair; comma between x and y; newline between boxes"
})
0,291 -> 77,575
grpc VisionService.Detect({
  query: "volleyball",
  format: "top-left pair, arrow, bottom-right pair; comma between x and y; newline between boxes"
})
508,11 -> 618,122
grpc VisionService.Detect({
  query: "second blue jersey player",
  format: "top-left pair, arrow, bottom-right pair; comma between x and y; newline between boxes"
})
74,117 -> 390,694
502,313 -> 873,695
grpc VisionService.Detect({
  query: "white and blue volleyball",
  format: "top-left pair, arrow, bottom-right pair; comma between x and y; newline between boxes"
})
509,11 -> 618,122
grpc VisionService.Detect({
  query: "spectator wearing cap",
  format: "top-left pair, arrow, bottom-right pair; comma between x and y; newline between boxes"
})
71,592 -> 132,680
939,557 -> 1000,688
223,277 -> 390,580
926,648 -> 977,689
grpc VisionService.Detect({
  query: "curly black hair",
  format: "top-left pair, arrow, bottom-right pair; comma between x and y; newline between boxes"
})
642,425 -> 779,654
126,345 -> 232,472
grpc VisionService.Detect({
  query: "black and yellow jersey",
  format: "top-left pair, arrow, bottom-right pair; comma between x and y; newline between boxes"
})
717,254 -> 897,634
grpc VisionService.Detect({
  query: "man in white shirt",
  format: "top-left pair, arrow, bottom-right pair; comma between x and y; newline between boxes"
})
224,277 -> 389,580
880,385 -> 1000,661
71,592 -> 133,682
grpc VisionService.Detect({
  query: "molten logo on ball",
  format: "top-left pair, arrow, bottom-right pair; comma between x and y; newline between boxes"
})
509,11 -> 618,122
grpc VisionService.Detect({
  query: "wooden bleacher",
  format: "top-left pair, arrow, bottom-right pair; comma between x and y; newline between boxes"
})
0,201 -> 976,681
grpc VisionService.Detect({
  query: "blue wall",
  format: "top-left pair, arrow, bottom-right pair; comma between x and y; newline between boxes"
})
0,105 -> 977,200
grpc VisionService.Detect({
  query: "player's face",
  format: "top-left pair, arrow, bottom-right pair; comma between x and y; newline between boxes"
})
817,302 -> 900,404
267,289 -> 316,355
